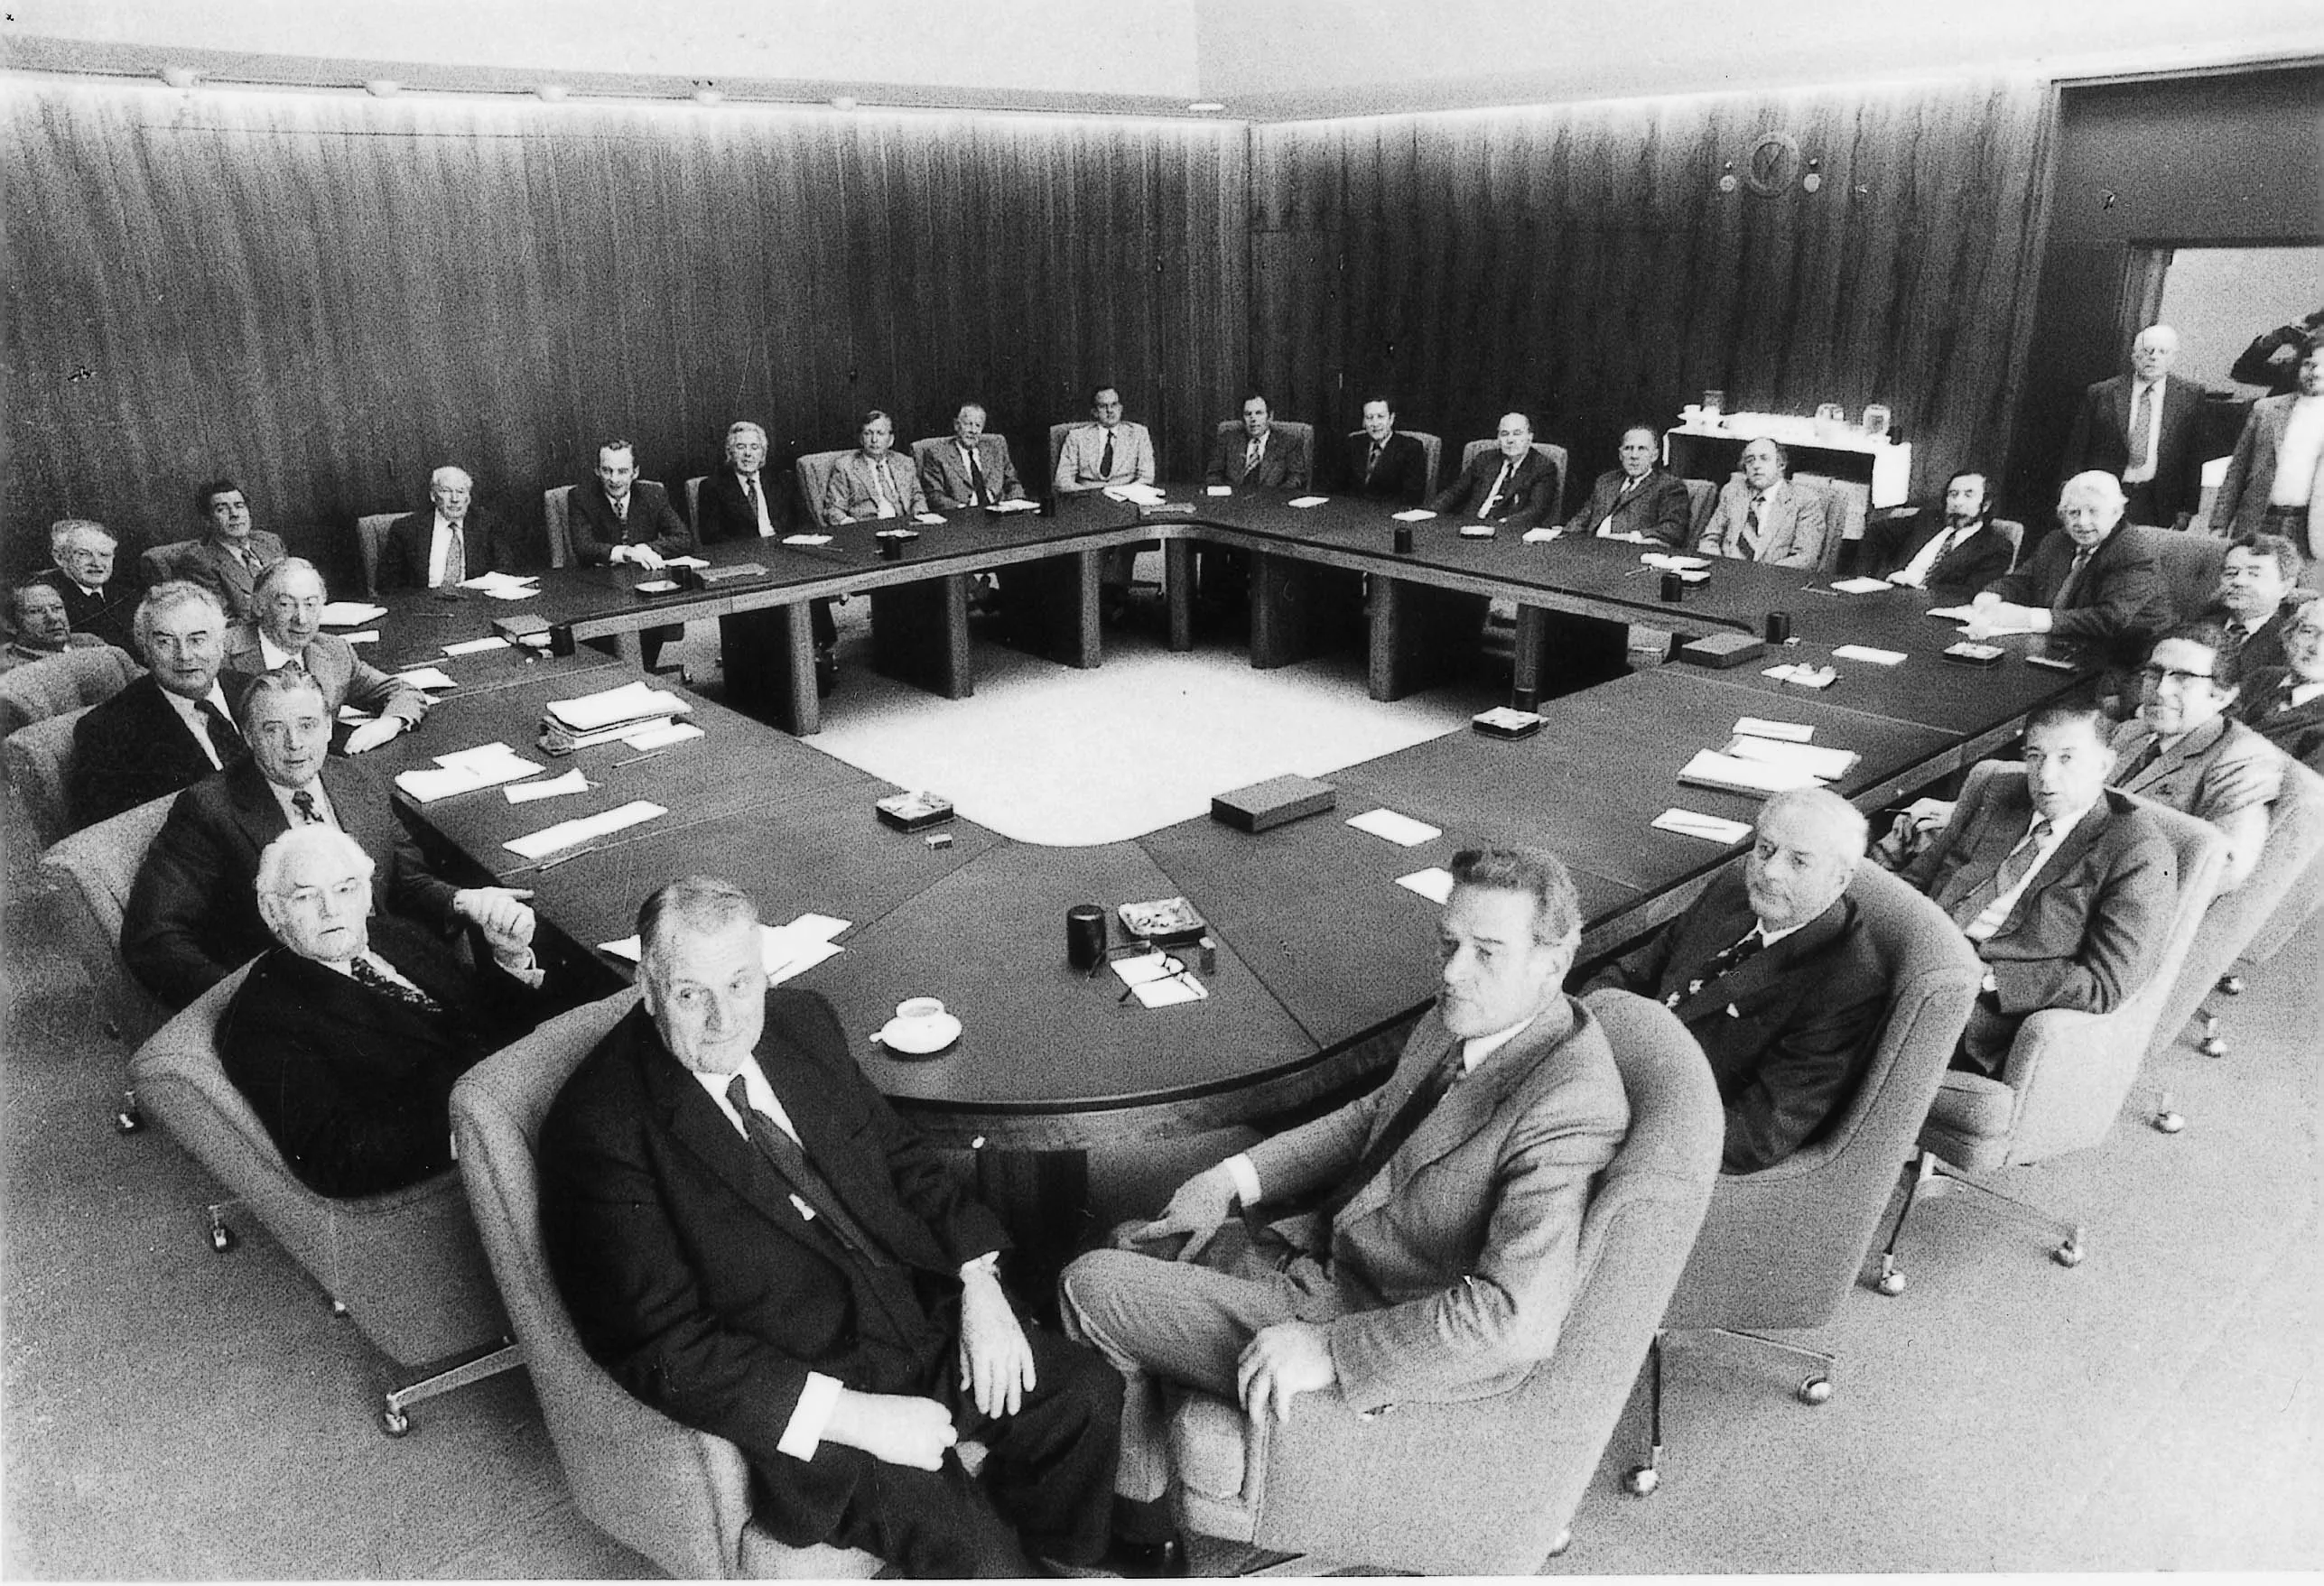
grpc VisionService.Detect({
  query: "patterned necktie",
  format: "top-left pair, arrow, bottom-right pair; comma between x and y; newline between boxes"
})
613,493 -> 629,524
1317,1040 -> 1464,1224
350,953 -> 442,1014
194,698 -> 243,759
2129,384 -> 2154,470
443,522 -> 466,587
1244,440 -> 1261,479
1676,928 -> 1766,1004
1740,496 -> 1766,560
1366,441 -> 1383,479
744,474 -> 767,533
1481,459 -> 1515,519
869,459 -> 897,515
290,789 -> 323,825
2223,618 -> 2250,653
1098,431 -> 1116,479
724,1074 -> 892,1265
2053,547 -> 2095,609
1949,817 -> 2053,932
966,446 -> 990,506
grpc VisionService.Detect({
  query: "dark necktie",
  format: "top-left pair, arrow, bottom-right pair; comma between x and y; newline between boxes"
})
350,954 -> 442,1014
194,698 -> 243,758
725,1074 -> 892,1265
1099,431 -> 1116,479
2223,618 -> 2250,653
290,789 -> 323,825
1244,440 -> 1262,480
1740,496 -> 1766,560
966,446 -> 991,506
613,493 -> 629,527
743,474 -> 767,533
2053,547 -> 2094,609
1678,928 -> 1766,1003
1948,817 -> 2053,931
2117,737 -> 2163,784
1366,441 -> 1383,480
1620,474 -> 1639,498
1317,1040 -> 1464,1224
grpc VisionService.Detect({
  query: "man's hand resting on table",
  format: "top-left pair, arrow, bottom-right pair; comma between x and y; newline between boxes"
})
823,1388 -> 958,1470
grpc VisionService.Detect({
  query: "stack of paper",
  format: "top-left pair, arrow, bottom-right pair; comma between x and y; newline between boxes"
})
546,681 -> 695,734
459,571 -> 541,600
504,800 -> 665,859
1287,496 -> 1329,508
1390,508 -> 1436,523
320,601 -> 387,626
1723,734 -> 1859,782
662,555 -> 711,570
1103,484 -> 1167,506
443,636 -> 509,657
600,913 -> 851,987
392,665 -> 459,691
395,742 -> 546,802
1396,867 -> 1455,903
1348,808 -> 1442,847
1652,809 -> 1755,844
1734,718 -> 1814,742
1828,576 -> 1892,594
1642,552 -> 1711,572
1678,749 -> 1828,798
988,498 -> 1041,514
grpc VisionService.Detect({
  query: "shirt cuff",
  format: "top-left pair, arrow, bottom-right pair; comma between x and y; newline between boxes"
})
1222,1153 -> 1261,1209
492,950 -> 545,989
776,1371 -> 845,1461
958,1250 -> 1000,1284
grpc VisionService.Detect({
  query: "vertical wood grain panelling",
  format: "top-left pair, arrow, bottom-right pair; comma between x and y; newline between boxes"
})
4,84 -> 1247,580
1250,79 -> 2051,511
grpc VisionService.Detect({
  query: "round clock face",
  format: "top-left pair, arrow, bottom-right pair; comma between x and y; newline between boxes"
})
1746,132 -> 1801,196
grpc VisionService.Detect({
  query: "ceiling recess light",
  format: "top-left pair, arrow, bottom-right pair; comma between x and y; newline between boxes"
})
829,95 -> 859,111
159,65 -> 200,89
534,83 -> 569,102
365,79 -> 402,97
1187,101 -> 1226,113
693,84 -> 724,105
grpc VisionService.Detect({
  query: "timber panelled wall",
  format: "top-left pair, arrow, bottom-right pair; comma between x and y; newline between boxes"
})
8,73 -> 2048,577
1245,78 -> 2053,511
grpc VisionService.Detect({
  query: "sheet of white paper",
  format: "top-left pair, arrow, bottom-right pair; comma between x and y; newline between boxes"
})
506,768 -> 590,803
1103,484 -> 1167,506
442,636 -> 508,656
459,571 -> 537,592
342,629 -> 380,645
1832,644 -> 1908,666
1829,576 -> 1892,594
1642,552 -> 1711,571
786,913 -> 852,943
433,742 -> 532,771
1520,526 -> 1562,543
320,601 -> 387,626
1727,736 -> 1858,780
1391,509 -> 1436,523
1348,807 -> 1443,847
395,747 -> 544,802
621,720 -> 704,751
1678,748 -> 1827,795
912,514 -> 946,526
1133,974 -> 1209,1008
987,497 -> 1041,513
505,800 -> 665,859
547,680 -> 693,732
782,533 -> 833,545
1926,606 -> 1979,622
1762,663 -> 1837,690
1287,496 -> 1328,508
1204,486 -> 1232,496
1652,808 -> 1754,844
662,556 -> 711,569
393,665 -> 459,691
1396,867 -> 1456,904
484,585 -> 538,600
1735,718 -> 1814,742
600,921 -> 845,985
1111,951 -> 1183,988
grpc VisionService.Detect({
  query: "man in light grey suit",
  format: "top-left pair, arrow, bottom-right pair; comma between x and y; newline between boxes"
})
176,479 -> 289,621
2213,339 -> 2324,561
1061,846 -> 1628,1527
221,558 -> 429,754
1054,384 -> 1160,622
918,402 -> 1027,509
822,411 -> 930,524
1696,439 -> 1839,568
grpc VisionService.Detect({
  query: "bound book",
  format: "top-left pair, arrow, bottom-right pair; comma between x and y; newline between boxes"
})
876,790 -> 954,831
675,562 -> 770,589
1212,774 -> 1337,832
1676,632 -> 1767,669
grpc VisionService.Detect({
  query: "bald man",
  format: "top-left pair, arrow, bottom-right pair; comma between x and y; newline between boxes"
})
2060,325 -> 2208,529
1585,788 -> 1889,1173
379,466 -> 529,589
1427,413 -> 1562,530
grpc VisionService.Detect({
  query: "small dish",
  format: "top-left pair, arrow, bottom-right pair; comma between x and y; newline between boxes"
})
878,1012 -> 962,1056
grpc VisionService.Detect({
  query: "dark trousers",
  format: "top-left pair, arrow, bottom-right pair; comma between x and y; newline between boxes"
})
823,1319 -> 1122,1578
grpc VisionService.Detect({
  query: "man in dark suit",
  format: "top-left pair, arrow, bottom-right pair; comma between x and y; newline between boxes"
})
1204,395 -> 1309,491
570,439 -> 693,670
1337,396 -> 1428,505
69,581 -> 251,830
1585,788 -> 1888,1173
696,420 -> 839,662
2059,325 -> 2208,529
377,466 -> 529,590
1968,471 -> 2174,674
1902,700 -> 2180,1073
121,666 -> 534,1010
1859,470 -> 2017,598
176,479 -> 290,621
1062,847 -> 1625,1538
1561,424 -> 1693,548
539,877 -> 1139,1578
2,577 -> 111,672
2204,533 -> 2313,676
1429,413 -> 1561,530
37,518 -> 138,650
221,825 -> 555,1198
221,557 -> 431,754
2237,601 -> 2324,769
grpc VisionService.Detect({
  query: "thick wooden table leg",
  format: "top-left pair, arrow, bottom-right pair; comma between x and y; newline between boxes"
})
1511,605 -> 1548,705
1367,576 -> 1488,700
720,604 -> 819,735
1165,540 -> 1195,652
1249,551 -> 1327,671
871,573 -> 975,699
993,551 -> 1102,669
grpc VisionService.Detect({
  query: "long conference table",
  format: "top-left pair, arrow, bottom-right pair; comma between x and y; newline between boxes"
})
355,487 -> 2089,1258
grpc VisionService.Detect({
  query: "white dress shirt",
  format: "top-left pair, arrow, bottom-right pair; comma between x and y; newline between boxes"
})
160,683 -> 237,770
1966,796 -> 2095,943
1892,518 -> 1986,589
2271,395 -> 2324,507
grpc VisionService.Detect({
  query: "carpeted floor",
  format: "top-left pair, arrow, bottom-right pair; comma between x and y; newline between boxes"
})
4,609 -> 2319,1578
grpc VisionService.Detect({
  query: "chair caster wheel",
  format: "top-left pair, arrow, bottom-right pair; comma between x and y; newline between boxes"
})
1546,1527 -> 1574,1558
2217,972 -> 2245,997
209,1222 -> 234,1253
380,1408 -> 411,1438
114,1108 -> 144,1135
2199,1037 -> 2227,1058
330,1298 -> 350,1319
2152,1110 -> 2186,1134
1875,1270 -> 1907,1296
2053,1238 -> 2084,1268
1622,1466 -> 1659,1497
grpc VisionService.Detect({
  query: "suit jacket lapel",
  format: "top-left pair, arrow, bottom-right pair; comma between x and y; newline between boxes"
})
1993,798 -> 2109,937
227,760 -> 289,861
1681,895 -> 1850,1022
639,1028 -> 818,1240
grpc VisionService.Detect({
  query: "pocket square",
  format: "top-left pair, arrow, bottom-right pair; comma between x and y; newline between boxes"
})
1725,1004 -> 1741,1018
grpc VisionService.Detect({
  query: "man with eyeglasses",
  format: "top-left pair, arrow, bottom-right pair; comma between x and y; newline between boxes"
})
1055,385 -> 1158,626
2109,622 -> 2290,892
221,558 -> 430,754
2236,602 -> 2324,770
